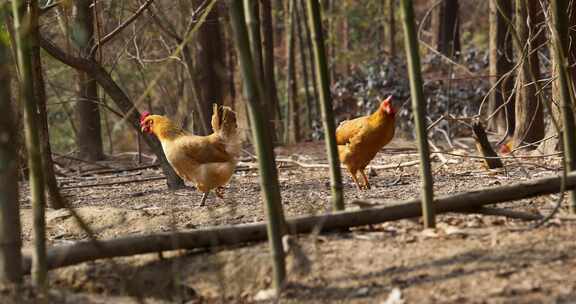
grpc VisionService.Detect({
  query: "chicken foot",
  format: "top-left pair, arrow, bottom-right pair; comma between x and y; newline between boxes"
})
215,187 -> 225,199
347,169 -> 364,191
359,170 -> 371,190
199,187 -> 226,206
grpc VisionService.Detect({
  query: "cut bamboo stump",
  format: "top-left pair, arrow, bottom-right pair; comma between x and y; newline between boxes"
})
22,172 -> 576,274
472,122 -> 504,169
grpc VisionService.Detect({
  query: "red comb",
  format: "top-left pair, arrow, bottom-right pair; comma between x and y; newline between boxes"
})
380,96 -> 395,115
140,111 -> 150,122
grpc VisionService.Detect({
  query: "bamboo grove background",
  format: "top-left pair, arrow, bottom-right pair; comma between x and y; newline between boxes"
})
1,0 -> 576,301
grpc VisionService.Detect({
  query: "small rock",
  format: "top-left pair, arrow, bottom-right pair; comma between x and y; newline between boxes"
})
253,288 -> 277,301
46,209 -> 72,222
420,228 -> 440,238
352,286 -> 370,297
368,167 -> 378,177
382,288 -> 404,304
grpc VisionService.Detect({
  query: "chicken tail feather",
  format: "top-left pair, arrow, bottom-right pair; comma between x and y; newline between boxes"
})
211,103 -> 241,157
211,103 -> 238,139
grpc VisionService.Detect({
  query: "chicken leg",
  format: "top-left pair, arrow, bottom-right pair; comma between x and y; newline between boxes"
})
347,168 -> 363,190
200,192 -> 209,206
359,170 -> 371,190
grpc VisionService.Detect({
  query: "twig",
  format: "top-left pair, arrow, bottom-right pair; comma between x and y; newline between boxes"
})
60,176 -> 166,190
89,0 -> 155,57
436,151 -> 563,160
428,141 -> 450,165
275,158 -> 428,170
52,153 -> 116,170
78,164 -> 159,176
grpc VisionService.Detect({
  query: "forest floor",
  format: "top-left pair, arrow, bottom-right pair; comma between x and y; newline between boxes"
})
11,138 -> 576,304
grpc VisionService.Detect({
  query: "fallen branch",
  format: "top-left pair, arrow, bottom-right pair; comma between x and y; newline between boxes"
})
461,207 -> 542,221
21,171 -> 576,274
275,158 -> 426,170
78,164 -> 159,176
60,176 -> 166,189
52,153 -> 116,170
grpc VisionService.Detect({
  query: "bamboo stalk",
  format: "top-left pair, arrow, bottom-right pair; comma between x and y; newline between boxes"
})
0,21 -> 23,285
243,0 -> 265,83
30,0 -> 65,210
11,0 -> 48,289
261,0 -> 281,142
295,0 -> 314,139
400,0 -> 436,228
550,0 -> 576,212
300,0 -> 320,119
22,170 -> 576,274
306,0 -> 344,211
285,0 -> 299,144
229,1 -> 287,293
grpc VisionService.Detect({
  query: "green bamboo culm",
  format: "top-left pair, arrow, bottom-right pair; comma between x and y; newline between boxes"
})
399,0 -> 436,228
285,0 -> 298,144
0,21 -> 23,285
305,0 -> 344,211
229,1 -> 287,294
243,0 -> 264,82
551,0 -> 576,213
11,0 -> 48,289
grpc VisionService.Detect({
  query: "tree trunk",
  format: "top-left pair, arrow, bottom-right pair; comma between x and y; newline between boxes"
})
11,0 -> 48,289
434,0 -> 460,58
550,0 -> 576,212
261,0 -> 281,140
194,0 -> 225,135
388,0 -> 396,57
245,0 -> 278,142
31,3 -> 65,210
512,0 -> 545,148
244,0 -> 264,83
285,0 -> 299,144
540,0 -> 576,153
401,0 -> 436,228
487,0 -> 515,136
74,0 -> 104,161
306,0 -> 344,211
0,23 -> 23,285
324,0 -> 336,81
296,0 -> 313,139
301,0 -> 320,121
229,1 -> 287,293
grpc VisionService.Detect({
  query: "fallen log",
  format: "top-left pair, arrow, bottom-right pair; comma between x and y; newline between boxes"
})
22,172 -> 576,274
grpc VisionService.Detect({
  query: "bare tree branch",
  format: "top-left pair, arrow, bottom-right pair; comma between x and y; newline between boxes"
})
89,0 -> 155,57
38,34 -> 185,189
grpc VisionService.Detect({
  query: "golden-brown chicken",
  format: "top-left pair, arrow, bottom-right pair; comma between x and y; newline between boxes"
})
140,104 -> 241,205
336,96 -> 396,190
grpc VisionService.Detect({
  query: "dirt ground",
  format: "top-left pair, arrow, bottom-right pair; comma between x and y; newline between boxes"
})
10,139 -> 576,303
